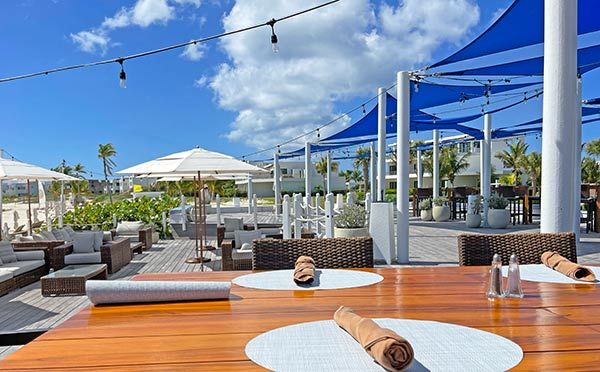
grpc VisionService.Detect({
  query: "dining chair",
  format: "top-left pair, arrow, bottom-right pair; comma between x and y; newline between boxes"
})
457,232 -> 577,266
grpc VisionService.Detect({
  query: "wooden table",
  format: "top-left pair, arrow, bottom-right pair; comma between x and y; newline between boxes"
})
2,267 -> 600,371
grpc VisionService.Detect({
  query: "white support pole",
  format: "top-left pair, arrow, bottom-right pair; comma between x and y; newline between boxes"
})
293,194 -> 302,239
282,194 -> 291,239
370,141 -> 377,200
377,88 -> 386,201
365,192 -> 372,214
247,176 -> 253,214
315,193 -> 321,237
325,193 -> 334,238
541,0 -> 577,233
416,150 -> 423,188
180,194 -> 186,232
112,214 -> 117,229
573,77 -> 583,239
432,129 -> 440,198
346,192 -> 354,206
481,114 -> 492,227
396,71 -> 410,264
274,153 -> 281,217
326,151 -> 332,195
162,211 -> 167,234
215,194 -> 222,226
253,194 -> 258,230
304,142 -> 312,232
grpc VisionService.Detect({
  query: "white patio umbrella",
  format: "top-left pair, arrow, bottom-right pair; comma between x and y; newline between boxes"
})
117,147 -> 267,265
0,158 -> 77,238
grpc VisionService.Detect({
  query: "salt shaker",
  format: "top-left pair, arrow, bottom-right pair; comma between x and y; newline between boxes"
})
505,254 -> 524,298
486,253 -> 503,298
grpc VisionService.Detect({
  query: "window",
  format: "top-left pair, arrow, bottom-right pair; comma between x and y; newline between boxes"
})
281,168 -> 288,175
471,141 -> 480,153
458,142 -> 470,153
389,182 -> 397,189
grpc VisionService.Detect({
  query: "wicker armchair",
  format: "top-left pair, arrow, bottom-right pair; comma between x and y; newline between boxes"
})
251,236 -> 373,270
52,237 -> 131,273
457,232 -> 577,266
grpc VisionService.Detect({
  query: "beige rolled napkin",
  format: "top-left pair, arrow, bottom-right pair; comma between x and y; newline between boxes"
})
294,255 -> 315,284
334,306 -> 414,372
541,251 -> 596,282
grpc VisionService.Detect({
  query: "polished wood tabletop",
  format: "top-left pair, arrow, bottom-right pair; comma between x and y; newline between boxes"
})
1,266 -> 600,371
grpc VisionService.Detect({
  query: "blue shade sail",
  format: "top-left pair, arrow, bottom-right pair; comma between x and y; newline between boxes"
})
431,0 -> 600,68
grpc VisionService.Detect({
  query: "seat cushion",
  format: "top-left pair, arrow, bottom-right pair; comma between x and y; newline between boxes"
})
224,218 -> 244,232
91,231 -> 104,252
64,252 -> 102,265
116,221 -> 144,235
234,230 -> 262,249
232,249 -> 253,260
18,235 -> 34,241
72,232 -> 96,253
0,269 -> 13,283
1,260 -> 45,276
0,242 -> 17,263
224,231 -> 235,239
33,234 -> 45,241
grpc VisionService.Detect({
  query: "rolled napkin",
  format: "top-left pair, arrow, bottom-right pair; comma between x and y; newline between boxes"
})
334,305 -> 414,372
541,251 -> 596,282
294,255 -> 315,284
86,280 -> 231,305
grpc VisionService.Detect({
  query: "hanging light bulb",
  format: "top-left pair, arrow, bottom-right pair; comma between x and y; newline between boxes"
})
414,80 -> 419,93
118,59 -> 126,89
362,104 -> 366,116
267,18 -> 279,53
523,92 -> 527,105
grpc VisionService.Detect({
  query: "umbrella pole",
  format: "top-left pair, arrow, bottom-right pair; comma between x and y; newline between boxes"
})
27,180 -> 32,236
186,173 -> 210,264
203,184 -> 215,251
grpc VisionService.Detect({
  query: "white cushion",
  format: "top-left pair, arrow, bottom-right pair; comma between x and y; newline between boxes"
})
65,252 -> 101,265
72,232 -> 95,253
260,228 -> 282,236
116,221 -> 144,235
232,249 -> 253,260
103,231 -> 113,242
239,242 -> 253,251
234,230 -> 261,249
224,218 -> 244,232
63,226 -> 76,239
224,231 -> 235,239
0,269 -> 13,283
40,230 -> 56,240
0,242 -> 17,263
1,260 -> 45,276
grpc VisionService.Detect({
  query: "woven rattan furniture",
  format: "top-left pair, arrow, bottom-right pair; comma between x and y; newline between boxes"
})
252,236 -> 373,270
11,240 -> 71,270
41,264 -> 108,296
51,238 -> 130,274
457,232 -> 577,266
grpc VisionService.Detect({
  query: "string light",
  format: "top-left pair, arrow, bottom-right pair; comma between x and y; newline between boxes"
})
362,104 -> 366,116
266,18 -> 279,53
413,80 -> 419,93
118,59 -> 126,89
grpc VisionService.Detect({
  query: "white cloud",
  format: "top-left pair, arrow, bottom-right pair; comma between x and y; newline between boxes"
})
172,0 -> 202,6
211,0 -> 480,150
102,7 -> 131,29
70,30 -> 110,55
194,75 -> 209,87
180,42 -> 207,61
132,0 -> 174,27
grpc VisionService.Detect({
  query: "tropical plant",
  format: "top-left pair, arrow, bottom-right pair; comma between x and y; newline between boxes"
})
581,157 -> 600,183
418,198 -> 432,210
469,195 -> 483,214
315,155 -> 339,191
495,139 -> 529,185
98,143 -> 117,205
487,192 -> 509,209
432,196 -> 448,206
353,146 -> 370,192
439,146 -> 470,187
585,138 -> 600,158
334,205 -> 366,228
522,151 -> 541,195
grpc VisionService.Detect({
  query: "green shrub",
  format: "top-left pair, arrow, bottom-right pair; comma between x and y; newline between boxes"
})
334,205 -> 366,228
419,198 -> 432,210
487,192 -> 509,209
432,196 -> 448,206
469,195 -> 483,214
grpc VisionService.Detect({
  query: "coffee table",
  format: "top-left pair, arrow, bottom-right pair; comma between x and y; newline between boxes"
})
41,264 -> 108,296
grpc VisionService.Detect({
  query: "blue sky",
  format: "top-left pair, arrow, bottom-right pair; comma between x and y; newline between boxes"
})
2,0 -> 598,178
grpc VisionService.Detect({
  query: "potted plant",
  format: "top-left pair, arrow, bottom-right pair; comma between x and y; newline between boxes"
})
432,196 -> 451,222
465,195 -> 482,228
334,204 -> 369,238
486,193 -> 510,229
419,198 -> 433,221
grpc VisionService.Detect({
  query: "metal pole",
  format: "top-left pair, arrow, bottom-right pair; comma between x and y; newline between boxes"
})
540,0 -> 577,233
370,142 -> 377,200
326,151 -> 332,195
416,150 -> 423,188
247,175 -> 253,214
325,193 -> 334,238
282,194 -> 291,239
396,71 -> 410,264
573,76 -> 583,239
304,142 -> 312,232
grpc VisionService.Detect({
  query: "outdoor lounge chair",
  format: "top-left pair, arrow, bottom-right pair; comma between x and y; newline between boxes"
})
457,232 -> 577,266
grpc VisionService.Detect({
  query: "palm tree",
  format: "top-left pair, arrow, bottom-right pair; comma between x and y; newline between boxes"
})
98,143 -> 117,204
314,156 -> 339,192
70,163 -> 87,203
439,146 -> 470,187
495,139 -> 529,185
581,157 -> 600,183
353,146 -> 370,192
585,138 -> 600,158
522,152 -> 541,195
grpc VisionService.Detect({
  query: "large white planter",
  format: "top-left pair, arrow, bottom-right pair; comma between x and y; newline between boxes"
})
488,209 -> 511,229
334,227 -> 369,238
432,206 -> 451,222
420,209 -> 433,221
465,214 -> 481,228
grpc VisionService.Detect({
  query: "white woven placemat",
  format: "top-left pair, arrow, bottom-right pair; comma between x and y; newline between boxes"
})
245,319 -> 523,371
232,269 -> 383,290
501,264 -> 600,284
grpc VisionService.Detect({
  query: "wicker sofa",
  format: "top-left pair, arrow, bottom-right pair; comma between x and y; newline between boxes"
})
0,241 -> 47,296
52,237 -> 131,274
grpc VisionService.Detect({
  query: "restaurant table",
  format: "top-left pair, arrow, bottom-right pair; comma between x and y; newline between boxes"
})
1,266 -> 600,371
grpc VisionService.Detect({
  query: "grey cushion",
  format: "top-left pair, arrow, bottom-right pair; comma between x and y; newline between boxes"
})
40,230 -> 56,240
234,230 -> 262,249
0,269 -> 13,283
232,249 -> 253,260
72,232 -> 95,253
63,225 -> 76,238
33,234 -> 45,241
15,250 -> 45,261
224,218 -> 244,232
85,280 -> 231,305
0,256 -> 3,265
91,231 -> 104,252
1,260 -> 45,276
52,229 -> 72,242
18,236 -> 34,241
0,242 -> 17,263
64,252 -> 101,265
224,231 -> 235,239
103,231 -> 113,242
116,221 -> 144,235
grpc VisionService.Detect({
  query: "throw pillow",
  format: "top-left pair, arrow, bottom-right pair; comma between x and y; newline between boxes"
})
116,221 -> 144,235
224,218 -> 243,232
72,232 -> 95,254
63,225 -> 76,239
0,242 -> 17,263
33,234 -> 45,241
52,229 -> 72,243
92,231 -> 104,251
234,230 -> 261,249
40,230 -> 56,240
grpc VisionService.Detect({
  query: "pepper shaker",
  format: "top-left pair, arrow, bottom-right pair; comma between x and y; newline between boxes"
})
486,253 -> 503,298
505,254 -> 524,298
